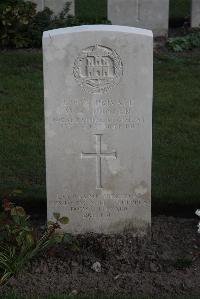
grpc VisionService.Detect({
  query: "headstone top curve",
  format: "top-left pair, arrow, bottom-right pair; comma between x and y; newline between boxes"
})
43,25 -> 153,39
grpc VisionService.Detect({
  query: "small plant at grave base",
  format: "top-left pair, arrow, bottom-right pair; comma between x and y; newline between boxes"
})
166,30 -> 200,52
0,195 -> 69,286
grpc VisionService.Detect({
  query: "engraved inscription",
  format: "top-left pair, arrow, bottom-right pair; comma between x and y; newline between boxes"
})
49,191 -> 150,220
51,97 -> 145,130
81,134 -> 117,189
73,45 -> 123,94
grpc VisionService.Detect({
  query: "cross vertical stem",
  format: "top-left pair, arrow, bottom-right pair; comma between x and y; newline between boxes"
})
96,156 -> 102,189
136,0 -> 141,22
96,135 -> 102,189
81,134 -> 117,189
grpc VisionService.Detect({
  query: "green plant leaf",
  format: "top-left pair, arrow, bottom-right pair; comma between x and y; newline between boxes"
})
59,217 -> 69,224
0,272 -> 13,286
62,233 -> 72,244
53,212 -> 60,221
52,234 -> 63,243
12,215 -> 20,225
11,206 -> 26,217
12,189 -> 23,195
16,235 -> 22,246
26,233 -> 34,247
47,220 -> 55,226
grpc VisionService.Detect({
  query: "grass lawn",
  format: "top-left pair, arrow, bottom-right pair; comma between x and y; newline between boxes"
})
0,51 -> 45,200
0,51 -> 200,207
153,53 -> 200,206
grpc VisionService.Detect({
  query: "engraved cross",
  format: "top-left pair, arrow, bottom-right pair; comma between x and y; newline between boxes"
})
81,134 -> 117,189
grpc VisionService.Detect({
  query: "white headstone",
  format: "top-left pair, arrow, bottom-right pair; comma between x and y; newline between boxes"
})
43,25 -> 153,235
107,0 -> 169,37
191,0 -> 200,28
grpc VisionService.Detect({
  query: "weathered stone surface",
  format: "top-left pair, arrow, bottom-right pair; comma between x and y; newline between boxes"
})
107,0 -> 169,37
43,25 -> 153,234
191,0 -> 200,28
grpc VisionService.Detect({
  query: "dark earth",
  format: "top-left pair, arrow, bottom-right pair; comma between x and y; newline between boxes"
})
0,216 -> 200,297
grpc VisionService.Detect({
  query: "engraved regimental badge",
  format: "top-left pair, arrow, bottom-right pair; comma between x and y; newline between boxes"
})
73,45 -> 123,94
